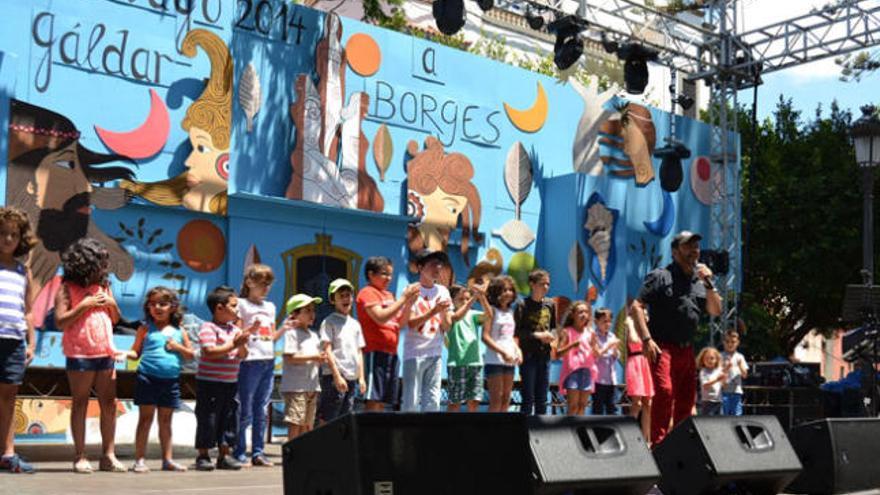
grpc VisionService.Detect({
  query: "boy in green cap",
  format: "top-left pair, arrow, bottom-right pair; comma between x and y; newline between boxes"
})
281,294 -> 325,440
318,278 -> 365,424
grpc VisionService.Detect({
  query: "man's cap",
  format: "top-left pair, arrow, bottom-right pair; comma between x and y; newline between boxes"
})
328,278 -> 354,298
414,248 -> 450,267
671,230 -> 702,248
286,293 -> 323,313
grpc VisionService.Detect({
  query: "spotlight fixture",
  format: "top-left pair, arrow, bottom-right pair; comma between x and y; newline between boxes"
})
616,42 -> 659,94
654,142 -> 691,192
600,33 -> 619,54
548,15 -> 587,71
433,0 -> 465,35
525,5 -> 545,30
475,0 -> 494,12
673,94 -> 695,110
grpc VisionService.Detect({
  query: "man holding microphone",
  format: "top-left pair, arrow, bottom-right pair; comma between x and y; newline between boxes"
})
631,231 -> 722,446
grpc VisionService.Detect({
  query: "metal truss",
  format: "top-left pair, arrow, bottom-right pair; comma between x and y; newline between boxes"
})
492,0 -> 880,341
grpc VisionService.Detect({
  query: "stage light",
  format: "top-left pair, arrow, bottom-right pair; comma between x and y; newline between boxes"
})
654,142 -> 691,192
475,0 -> 494,12
548,15 -> 587,70
433,0 -> 465,35
617,42 -> 659,94
525,6 -> 545,30
674,94 -> 695,110
600,33 -> 619,54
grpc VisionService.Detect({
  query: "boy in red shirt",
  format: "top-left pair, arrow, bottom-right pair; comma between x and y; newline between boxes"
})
356,256 -> 419,412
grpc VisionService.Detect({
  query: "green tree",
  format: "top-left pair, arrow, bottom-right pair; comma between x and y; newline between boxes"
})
740,97 -> 867,356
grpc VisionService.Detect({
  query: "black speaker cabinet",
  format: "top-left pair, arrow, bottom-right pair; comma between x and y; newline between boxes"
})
282,413 -> 659,495
653,415 -> 802,495
786,418 -> 880,494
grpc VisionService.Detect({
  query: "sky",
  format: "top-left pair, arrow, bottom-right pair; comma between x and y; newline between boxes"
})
736,0 -> 880,123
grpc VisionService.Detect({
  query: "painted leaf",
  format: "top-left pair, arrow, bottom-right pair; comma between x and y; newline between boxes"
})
622,113 -> 655,185
372,124 -> 393,182
495,218 -> 536,250
568,241 -> 584,291
239,62 -> 262,133
504,141 -> 532,218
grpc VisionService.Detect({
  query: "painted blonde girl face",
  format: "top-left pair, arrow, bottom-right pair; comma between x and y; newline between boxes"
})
185,128 -> 229,189
421,188 -> 467,232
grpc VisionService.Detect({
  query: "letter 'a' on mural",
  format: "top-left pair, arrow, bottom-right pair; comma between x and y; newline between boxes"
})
0,0 -> 733,445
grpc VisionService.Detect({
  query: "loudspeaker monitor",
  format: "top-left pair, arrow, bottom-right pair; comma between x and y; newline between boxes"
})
653,415 -> 802,495
786,418 -> 880,494
282,413 -> 659,495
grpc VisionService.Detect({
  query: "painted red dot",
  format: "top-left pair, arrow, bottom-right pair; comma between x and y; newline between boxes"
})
696,157 -> 711,181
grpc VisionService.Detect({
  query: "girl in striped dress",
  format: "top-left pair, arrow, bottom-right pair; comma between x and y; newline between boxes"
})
0,207 -> 37,473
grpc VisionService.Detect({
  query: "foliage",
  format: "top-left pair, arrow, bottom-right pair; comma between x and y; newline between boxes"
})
836,51 -> 880,83
740,96 -> 865,356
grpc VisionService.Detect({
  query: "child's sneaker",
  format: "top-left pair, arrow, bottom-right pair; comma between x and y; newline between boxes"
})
195,456 -> 215,471
216,456 -> 242,470
0,454 -> 35,474
251,453 -> 274,467
131,458 -> 150,473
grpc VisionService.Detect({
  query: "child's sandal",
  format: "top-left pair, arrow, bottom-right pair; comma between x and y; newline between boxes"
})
73,458 -> 93,474
162,459 -> 188,472
99,455 -> 127,472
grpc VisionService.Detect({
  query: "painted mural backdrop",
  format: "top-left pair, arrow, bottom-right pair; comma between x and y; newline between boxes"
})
1,0 -> 738,438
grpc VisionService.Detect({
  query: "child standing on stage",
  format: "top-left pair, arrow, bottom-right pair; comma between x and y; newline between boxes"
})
556,301 -> 598,416
721,329 -> 748,416
402,250 -> 453,412
234,264 -> 278,467
195,286 -> 254,471
592,308 -> 620,415
127,287 -> 194,473
54,238 -> 125,474
281,294 -> 325,439
445,283 -> 488,412
624,304 -> 653,443
515,270 -> 557,416
357,257 -> 419,412
0,208 -> 36,474
697,347 -> 726,416
482,275 -> 521,412
318,279 -> 366,423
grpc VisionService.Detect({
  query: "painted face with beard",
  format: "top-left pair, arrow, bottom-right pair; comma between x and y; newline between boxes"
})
26,142 -> 93,253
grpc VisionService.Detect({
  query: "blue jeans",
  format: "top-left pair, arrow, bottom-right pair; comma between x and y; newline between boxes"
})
234,359 -> 275,459
401,356 -> 442,412
520,353 -> 551,415
722,392 -> 744,416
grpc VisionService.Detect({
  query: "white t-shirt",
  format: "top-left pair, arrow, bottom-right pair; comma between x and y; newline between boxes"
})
403,284 -> 451,360
319,312 -> 365,380
483,307 -> 517,366
238,298 -> 277,361
700,368 -> 724,403
721,350 -> 748,394
281,327 -> 322,393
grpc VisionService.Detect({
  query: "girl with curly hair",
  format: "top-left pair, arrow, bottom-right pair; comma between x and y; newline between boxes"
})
54,238 -> 124,473
481,275 -> 521,412
0,207 -> 38,473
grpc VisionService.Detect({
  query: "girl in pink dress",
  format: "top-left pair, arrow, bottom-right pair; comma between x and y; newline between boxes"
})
54,238 -> 124,474
555,301 -> 599,416
625,303 -> 654,444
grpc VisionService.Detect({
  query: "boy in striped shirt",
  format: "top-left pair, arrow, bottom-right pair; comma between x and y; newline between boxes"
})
195,286 -> 255,471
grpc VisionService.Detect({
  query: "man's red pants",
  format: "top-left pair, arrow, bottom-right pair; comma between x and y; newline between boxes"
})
650,342 -> 696,446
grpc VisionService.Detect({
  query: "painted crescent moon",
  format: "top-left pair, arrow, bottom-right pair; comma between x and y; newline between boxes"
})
95,88 -> 170,159
644,190 -> 675,236
503,81 -> 548,133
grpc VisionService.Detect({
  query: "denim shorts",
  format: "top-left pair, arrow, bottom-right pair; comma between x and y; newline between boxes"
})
66,356 -> 114,372
0,338 -> 26,385
563,368 -> 593,391
134,372 -> 181,409
484,364 -> 515,378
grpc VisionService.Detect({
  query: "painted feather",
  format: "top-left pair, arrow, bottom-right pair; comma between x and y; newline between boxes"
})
239,63 -> 262,133
504,142 -> 532,219
372,124 -> 393,182
568,241 -> 584,291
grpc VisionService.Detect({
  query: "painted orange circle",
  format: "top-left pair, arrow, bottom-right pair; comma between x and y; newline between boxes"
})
346,33 -> 381,77
176,219 -> 226,273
